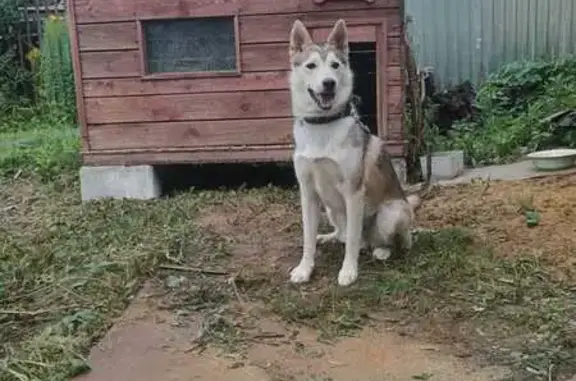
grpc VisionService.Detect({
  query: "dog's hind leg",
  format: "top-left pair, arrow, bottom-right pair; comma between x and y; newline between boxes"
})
369,200 -> 413,261
372,247 -> 392,261
399,226 -> 413,250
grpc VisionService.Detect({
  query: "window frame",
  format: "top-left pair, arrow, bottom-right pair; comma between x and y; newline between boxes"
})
137,14 -> 241,80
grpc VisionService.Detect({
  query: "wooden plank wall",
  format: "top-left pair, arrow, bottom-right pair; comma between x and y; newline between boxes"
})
70,0 -> 404,165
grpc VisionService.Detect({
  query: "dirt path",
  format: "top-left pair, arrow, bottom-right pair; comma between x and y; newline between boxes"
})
76,283 -> 509,381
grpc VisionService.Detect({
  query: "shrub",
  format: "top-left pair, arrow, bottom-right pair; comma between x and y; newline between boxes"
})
38,14 -> 76,122
0,124 -> 80,181
476,58 -> 576,116
0,0 -> 36,115
437,58 -> 576,166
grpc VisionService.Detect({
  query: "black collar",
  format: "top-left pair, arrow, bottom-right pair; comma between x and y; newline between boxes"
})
302,102 -> 354,124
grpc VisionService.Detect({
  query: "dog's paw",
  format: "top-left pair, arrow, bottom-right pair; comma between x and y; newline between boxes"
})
372,247 -> 391,261
290,263 -> 314,283
337,265 -> 358,286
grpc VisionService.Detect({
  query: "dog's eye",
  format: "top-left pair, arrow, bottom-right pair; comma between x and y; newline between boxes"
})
305,62 -> 317,70
331,62 -> 340,69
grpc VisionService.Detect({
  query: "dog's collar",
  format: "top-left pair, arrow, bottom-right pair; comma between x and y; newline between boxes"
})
301,102 -> 354,125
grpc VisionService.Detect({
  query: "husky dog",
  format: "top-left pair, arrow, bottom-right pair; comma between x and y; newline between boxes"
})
289,19 -> 420,286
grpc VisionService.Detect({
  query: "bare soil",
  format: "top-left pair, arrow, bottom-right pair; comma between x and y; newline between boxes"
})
76,284 -> 509,381
417,173 -> 576,279
76,174 -> 576,381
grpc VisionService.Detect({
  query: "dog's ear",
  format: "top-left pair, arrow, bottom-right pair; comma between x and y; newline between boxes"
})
326,19 -> 349,57
290,20 -> 313,57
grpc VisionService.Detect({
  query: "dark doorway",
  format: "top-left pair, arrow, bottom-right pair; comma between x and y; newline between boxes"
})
349,42 -> 378,135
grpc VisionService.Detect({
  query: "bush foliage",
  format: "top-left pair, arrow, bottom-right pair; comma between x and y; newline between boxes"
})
436,58 -> 576,165
38,14 -> 76,122
0,0 -> 35,114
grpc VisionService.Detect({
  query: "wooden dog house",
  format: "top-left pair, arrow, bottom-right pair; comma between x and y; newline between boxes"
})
68,0 -> 405,167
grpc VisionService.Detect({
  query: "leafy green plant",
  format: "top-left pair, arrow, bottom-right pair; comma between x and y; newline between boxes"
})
439,58 -> 576,165
477,58 -> 576,116
0,124 -> 80,181
38,14 -> 76,122
0,0 -> 35,115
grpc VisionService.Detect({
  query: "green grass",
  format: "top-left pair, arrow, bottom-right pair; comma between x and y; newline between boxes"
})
0,121 -> 79,181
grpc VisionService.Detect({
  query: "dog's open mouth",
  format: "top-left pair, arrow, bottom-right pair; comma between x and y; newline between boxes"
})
308,88 -> 336,110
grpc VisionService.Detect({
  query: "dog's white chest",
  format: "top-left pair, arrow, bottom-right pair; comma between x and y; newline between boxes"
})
293,118 -> 362,208
293,117 -> 354,158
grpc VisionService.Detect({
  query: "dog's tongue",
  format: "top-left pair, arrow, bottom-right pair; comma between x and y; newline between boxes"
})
320,92 -> 334,104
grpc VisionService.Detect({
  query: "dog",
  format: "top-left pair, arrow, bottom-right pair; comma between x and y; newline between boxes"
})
288,19 -> 420,286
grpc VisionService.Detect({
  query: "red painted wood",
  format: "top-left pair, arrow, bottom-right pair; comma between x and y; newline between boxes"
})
84,89 -> 403,125
88,118 -> 294,150
79,38 -> 401,78
82,68 -> 402,98
83,71 -> 291,97
71,0 -> 406,163
73,0 -> 401,24
75,12 -> 401,51
66,0 -> 90,150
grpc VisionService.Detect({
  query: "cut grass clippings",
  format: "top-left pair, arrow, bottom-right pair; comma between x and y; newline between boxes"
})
0,175 -> 224,381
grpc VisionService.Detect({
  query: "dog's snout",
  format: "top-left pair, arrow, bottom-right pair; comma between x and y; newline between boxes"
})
322,79 -> 336,92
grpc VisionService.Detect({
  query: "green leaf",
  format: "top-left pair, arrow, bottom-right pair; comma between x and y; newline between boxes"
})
525,210 -> 541,227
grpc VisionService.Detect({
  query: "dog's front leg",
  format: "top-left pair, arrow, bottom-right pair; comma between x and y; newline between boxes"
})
290,183 -> 320,284
338,191 -> 364,286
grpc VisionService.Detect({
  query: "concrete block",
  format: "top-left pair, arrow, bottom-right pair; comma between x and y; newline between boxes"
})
80,165 -> 161,201
420,150 -> 465,181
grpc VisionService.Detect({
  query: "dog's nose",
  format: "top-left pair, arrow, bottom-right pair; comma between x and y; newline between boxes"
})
322,79 -> 336,92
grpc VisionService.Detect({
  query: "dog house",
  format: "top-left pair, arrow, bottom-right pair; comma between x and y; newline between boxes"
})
68,0 -> 406,199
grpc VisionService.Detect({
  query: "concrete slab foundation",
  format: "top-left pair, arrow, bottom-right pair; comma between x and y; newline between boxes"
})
80,165 -> 161,201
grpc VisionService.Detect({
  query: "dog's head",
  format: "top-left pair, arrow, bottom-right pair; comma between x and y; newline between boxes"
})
289,19 -> 354,117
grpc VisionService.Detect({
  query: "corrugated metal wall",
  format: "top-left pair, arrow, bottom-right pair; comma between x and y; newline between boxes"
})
406,0 -> 576,87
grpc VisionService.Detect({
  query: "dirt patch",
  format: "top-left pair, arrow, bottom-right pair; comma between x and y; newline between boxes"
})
417,173 -> 576,279
77,176 -> 576,381
197,192 -> 300,275
77,283 -> 509,381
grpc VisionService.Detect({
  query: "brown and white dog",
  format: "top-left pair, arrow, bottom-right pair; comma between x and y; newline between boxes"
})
289,19 -> 419,286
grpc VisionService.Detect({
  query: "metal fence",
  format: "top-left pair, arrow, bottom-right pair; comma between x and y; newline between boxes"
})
406,0 -> 576,88
0,0 -> 69,112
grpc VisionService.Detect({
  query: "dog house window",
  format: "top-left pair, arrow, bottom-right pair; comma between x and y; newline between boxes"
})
141,17 -> 237,74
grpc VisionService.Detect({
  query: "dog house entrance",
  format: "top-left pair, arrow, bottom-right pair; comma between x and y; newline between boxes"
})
349,42 -> 378,135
